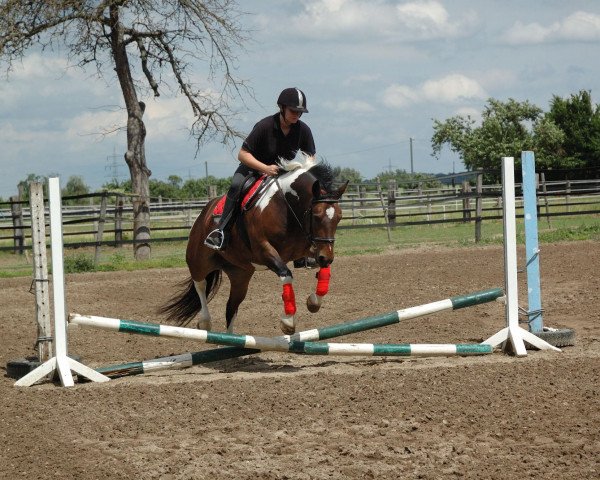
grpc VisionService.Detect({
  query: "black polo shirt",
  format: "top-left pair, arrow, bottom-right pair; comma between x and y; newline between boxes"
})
241,113 -> 316,165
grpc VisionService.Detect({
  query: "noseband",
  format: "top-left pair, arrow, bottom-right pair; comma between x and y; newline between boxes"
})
305,197 -> 339,245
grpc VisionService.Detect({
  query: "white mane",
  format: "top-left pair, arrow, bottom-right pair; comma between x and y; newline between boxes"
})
278,151 -> 318,172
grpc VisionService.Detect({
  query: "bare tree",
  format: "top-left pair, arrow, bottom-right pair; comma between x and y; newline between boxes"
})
0,0 -> 249,259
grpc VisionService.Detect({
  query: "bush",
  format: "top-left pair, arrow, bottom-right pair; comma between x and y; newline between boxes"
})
63,254 -> 95,273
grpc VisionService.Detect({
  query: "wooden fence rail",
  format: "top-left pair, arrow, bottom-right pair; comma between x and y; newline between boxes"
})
1,175 -> 599,253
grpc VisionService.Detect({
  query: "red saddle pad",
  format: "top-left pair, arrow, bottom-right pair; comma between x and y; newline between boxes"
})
212,175 -> 267,215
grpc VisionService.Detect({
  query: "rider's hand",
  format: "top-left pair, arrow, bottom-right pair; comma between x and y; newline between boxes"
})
263,164 -> 280,177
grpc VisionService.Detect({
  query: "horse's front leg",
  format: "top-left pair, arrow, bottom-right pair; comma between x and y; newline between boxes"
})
261,251 -> 298,334
306,265 -> 331,313
280,269 -> 297,335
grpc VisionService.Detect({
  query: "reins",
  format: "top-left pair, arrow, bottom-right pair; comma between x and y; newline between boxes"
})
274,176 -> 338,246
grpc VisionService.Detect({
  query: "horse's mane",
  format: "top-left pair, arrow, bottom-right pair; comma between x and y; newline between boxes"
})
279,151 -> 334,191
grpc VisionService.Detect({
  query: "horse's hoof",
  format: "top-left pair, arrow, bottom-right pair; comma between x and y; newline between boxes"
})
197,318 -> 212,331
280,315 -> 296,335
306,293 -> 322,313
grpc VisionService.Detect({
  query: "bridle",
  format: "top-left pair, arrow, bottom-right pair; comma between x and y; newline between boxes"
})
274,177 -> 339,247
304,197 -> 340,245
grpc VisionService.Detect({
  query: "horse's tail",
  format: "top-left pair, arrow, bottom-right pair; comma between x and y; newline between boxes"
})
159,270 -> 222,326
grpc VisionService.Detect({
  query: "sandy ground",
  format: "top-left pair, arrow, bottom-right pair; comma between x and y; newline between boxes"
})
1,241 -> 599,479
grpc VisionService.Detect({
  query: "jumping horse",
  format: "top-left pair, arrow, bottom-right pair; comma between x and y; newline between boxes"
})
160,153 -> 348,335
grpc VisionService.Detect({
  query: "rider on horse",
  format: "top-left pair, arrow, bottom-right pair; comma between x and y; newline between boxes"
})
204,87 -> 315,259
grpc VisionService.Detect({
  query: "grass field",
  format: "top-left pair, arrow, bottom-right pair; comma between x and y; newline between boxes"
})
0,214 -> 598,278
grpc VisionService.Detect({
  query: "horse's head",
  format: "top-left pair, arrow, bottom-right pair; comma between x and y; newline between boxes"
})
308,179 -> 348,267
278,153 -> 348,267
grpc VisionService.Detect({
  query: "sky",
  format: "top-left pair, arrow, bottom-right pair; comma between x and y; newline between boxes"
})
1,0 -> 600,198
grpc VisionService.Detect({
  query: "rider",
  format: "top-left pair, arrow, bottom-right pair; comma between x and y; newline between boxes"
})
204,87 -> 316,254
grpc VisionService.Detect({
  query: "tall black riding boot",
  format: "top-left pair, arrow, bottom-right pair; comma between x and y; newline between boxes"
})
204,193 -> 238,250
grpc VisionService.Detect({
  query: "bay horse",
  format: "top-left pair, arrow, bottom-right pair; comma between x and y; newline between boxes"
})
160,153 -> 348,335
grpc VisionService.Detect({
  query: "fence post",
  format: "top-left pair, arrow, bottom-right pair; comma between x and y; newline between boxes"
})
475,172 -> 483,242
462,181 -> 472,223
114,195 -> 124,247
29,182 -> 52,363
540,172 -> 551,227
208,185 -> 218,199
387,179 -> 396,225
565,179 -> 571,213
376,180 -> 391,241
94,192 -> 108,266
10,184 -> 25,255
359,185 -> 366,207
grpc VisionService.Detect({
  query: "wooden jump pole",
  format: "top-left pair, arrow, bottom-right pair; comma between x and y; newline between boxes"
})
70,287 -> 503,377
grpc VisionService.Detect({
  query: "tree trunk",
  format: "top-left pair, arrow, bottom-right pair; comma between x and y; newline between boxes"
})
110,5 -> 151,260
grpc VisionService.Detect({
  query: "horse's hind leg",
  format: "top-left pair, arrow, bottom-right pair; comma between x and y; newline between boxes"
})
193,279 -> 213,330
223,267 -> 254,333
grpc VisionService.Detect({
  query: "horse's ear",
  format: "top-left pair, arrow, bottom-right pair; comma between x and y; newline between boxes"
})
335,180 -> 349,198
312,180 -> 322,199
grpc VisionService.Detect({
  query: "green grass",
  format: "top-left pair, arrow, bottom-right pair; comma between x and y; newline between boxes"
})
1,215 -> 598,277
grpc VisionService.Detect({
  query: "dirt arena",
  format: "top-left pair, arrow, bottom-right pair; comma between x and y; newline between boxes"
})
1,241 -> 599,479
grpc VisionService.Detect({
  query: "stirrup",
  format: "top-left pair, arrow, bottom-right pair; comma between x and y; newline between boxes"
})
204,229 -> 225,250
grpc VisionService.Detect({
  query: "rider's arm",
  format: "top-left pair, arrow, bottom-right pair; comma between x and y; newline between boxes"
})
238,149 -> 279,176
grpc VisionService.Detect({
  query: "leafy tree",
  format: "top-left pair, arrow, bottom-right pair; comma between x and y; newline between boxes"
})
16,174 -> 47,203
167,175 -> 183,189
149,179 -> 181,200
1,1 -> 249,260
181,176 -> 231,199
432,98 -> 544,178
331,166 -> 363,184
102,178 -> 132,193
544,90 -> 600,170
375,169 -> 441,189
530,116 -> 566,169
61,175 -> 91,205
62,175 -> 90,197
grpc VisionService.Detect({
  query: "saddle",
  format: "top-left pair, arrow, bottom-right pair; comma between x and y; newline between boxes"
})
212,174 -> 274,216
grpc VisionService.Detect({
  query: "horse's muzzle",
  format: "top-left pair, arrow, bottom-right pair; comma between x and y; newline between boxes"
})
317,255 -> 333,268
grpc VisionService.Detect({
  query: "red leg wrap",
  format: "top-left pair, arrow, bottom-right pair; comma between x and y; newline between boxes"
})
282,283 -> 297,316
315,266 -> 331,296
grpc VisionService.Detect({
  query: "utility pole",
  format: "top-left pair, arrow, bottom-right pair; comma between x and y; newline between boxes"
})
205,160 -> 210,197
409,137 -> 414,174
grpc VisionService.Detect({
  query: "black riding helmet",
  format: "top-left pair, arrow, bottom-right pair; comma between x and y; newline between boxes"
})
277,87 -> 309,113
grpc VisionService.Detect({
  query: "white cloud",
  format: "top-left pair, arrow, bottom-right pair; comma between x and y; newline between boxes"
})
502,11 -> 600,45
342,74 -> 381,86
144,97 -> 195,139
454,106 -> 481,122
285,0 -> 477,41
476,69 -> 518,90
65,109 -> 124,146
332,99 -> 376,113
382,73 -> 487,108
382,84 -> 420,108
395,0 -> 476,39
421,74 -> 487,103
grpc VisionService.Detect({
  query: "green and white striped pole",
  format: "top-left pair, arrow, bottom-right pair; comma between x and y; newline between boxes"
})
71,287 -> 503,378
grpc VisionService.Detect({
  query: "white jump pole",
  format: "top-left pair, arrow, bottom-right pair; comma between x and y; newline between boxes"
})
483,157 -> 560,355
14,177 -> 110,387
